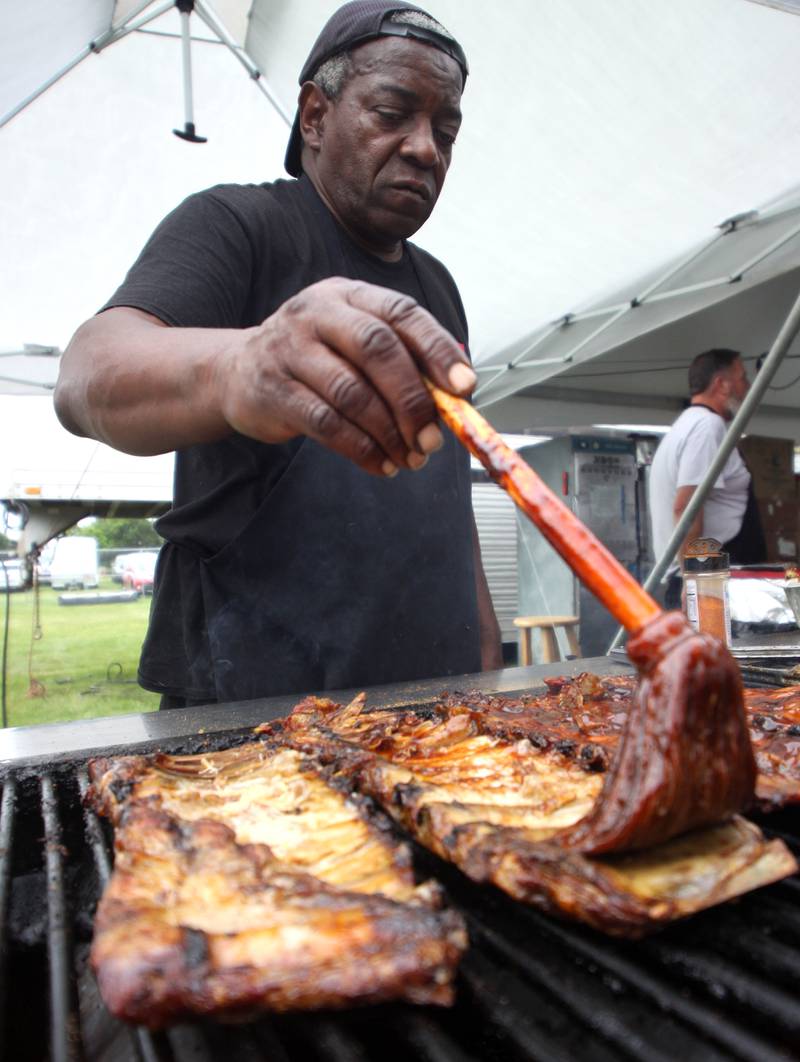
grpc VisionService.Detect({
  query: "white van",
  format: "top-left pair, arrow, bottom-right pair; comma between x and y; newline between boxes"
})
50,536 -> 99,590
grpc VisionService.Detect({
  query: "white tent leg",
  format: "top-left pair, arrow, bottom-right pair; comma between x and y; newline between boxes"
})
1,0 -> 292,138
173,2 -> 207,142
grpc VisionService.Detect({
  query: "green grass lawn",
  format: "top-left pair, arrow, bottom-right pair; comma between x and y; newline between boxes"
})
1,578 -> 160,729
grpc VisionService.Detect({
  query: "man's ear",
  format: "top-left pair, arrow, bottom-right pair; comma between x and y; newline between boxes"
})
298,82 -> 330,156
712,371 -> 729,396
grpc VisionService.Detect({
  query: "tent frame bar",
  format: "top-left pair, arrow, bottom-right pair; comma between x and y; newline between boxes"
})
0,346 -> 62,393
0,375 -> 55,391
0,0 -> 292,132
474,321 -> 565,394
474,356 -> 567,374
732,219 -> 800,280
607,282 -> 800,652
0,0 -> 172,129
476,205 -> 800,410
192,0 -> 293,125
173,4 -> 207,142
475,226 -> 728,407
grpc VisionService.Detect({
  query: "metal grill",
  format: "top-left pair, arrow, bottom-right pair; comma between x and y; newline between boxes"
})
1,751 -> 799,1062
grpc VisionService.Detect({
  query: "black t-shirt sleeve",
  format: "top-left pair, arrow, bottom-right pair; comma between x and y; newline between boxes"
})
101,188 -> 256,328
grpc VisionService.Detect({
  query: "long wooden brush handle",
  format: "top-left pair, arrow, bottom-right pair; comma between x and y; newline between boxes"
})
427,380 -> 661,634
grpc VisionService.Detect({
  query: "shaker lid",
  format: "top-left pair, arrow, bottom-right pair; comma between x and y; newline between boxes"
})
682,537 -> 730,573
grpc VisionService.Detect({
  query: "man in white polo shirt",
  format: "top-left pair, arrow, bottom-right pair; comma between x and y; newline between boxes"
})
649,348 -> 766,608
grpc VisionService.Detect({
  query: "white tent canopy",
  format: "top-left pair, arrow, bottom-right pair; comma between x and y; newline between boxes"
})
477,186 -> 800,439
0,345 -> 62,396
2,0 -> 800,447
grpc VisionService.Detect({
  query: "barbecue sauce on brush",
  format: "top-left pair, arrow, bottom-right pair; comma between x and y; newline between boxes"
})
427,384 -> 754,853
556,611 -> 756,854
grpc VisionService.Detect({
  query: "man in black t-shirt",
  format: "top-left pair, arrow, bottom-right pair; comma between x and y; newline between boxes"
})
54,1 -> 502,706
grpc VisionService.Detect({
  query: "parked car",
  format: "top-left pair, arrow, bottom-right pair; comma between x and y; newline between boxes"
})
0,555 -> 26,592
121,551 -> 159,595
51,536 -> 99,590
111,554 -> 128,584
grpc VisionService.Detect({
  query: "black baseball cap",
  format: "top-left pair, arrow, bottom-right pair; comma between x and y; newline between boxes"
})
284,1 -> 469,177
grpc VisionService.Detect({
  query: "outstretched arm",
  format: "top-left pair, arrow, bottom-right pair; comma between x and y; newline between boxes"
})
672,484 -> 704,559
55,279 -> 477,476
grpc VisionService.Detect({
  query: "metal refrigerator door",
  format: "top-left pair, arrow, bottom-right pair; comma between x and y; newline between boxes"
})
573,442 -> 639,656
516,438 -> 577,629
573,447 -> 638,561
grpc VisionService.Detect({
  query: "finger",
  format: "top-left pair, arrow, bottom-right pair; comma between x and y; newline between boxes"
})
313,294 -> 442,457
345,282 -> 477,396
286,345 -> 412,471
277,378 -> 398,477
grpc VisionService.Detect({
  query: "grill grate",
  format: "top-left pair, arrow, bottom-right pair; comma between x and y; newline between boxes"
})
1,759 -> 799,1062
41,774 -> 81,1062
0,777 -> 15,1054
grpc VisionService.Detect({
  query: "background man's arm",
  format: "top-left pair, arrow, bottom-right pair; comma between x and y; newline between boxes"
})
472,517 -> 503,670
673,484 -> 704,558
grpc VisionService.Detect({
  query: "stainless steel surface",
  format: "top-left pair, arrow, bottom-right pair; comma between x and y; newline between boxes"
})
472,477 -> 519,643
0,658 -> 633,770
784,582 -> 800,626
730,644 -> 800,661
611,629 -> 800,663
732,628 -> 800,659
517,436 -> 641,658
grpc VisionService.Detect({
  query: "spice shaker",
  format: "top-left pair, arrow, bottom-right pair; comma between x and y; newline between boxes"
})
681,537 -> 731,645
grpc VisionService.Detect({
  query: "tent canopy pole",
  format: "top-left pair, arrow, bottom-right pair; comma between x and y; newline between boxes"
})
0,0 -> 293,133
607,284 -> 800,652
172,1 -> 207,142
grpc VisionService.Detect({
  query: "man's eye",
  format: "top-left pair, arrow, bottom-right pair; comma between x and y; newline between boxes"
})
376,109 -> 406,123
436,130 -> 457,148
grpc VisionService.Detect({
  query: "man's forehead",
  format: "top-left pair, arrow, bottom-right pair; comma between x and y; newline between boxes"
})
349,35 -> 464,87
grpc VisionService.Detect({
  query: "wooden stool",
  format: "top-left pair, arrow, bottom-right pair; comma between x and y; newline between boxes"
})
513,616 -> 581,665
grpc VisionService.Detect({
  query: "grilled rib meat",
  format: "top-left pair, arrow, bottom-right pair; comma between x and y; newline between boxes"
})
555,615 -> 757,853
274,693 -> 796,936
741,685 -> 800,809
439,674 -> 800,811
89,744 -> 424,901
87,739 -> 466,1027
88,669 -> 800,1019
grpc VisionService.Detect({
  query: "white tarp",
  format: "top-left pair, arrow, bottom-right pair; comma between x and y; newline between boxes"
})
4,1 -> 800,357
0,0 -> 114,123
243,0 -> 800,363
474,186 -> 800,436
1,0 -> 799,487
1,3 -> 289,394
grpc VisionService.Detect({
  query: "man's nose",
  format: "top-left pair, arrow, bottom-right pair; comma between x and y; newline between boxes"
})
400,119 -> 439,167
